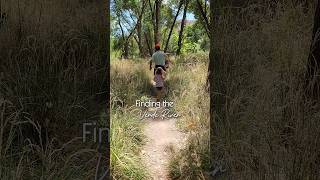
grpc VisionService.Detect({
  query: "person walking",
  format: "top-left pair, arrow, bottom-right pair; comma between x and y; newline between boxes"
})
149,44 -> 167,74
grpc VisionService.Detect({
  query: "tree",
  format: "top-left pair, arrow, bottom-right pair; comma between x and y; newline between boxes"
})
305,0 -> 320,99
209,0 -> 225,163
117,17 -> 130,58
127,0 -> 147,57
155,0 -> 162,45
176,0 -> 189,55
195,0 -> 210,38
105,0 -> 110,176
148,0 -> 162,45
113,0 -> 146,59
136,17 -> 146,57
144,30 -> 153,56
164,0 -> 184,52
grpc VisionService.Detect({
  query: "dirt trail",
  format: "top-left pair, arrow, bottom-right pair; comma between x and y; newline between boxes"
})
141,107 -> 186,180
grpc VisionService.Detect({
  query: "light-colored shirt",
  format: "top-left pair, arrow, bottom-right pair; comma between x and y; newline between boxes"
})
152,51 -> 166,66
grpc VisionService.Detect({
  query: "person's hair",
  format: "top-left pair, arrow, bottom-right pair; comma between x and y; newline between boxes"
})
156,67 -> 162,75
155,44 -> 160,51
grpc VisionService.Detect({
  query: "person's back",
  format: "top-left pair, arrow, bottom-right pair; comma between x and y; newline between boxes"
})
152,50 -> 166,66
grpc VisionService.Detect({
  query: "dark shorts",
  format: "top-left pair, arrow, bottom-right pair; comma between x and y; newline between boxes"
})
154,65 -> 166,75
156,87 -> 163,91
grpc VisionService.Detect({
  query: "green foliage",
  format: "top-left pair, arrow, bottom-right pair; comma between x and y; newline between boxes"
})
188,0 -> 210,26
111,0 -> 210,58
184,21 -> 209,52
112,37 -> 139,58
162,2 -> 176,26
181,40 -> 198,54
199,36 -> 209,51
170,33 -> 180,52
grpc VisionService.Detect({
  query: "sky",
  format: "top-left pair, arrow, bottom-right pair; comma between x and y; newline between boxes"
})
179,13 -> 195,21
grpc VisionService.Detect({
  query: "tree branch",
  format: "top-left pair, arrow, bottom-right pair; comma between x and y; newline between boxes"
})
127,0 -> 147,40
196,0 -> 210,37
164,0 -> 184,52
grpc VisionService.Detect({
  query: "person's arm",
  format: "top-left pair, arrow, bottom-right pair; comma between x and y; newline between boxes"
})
162,69 -> 166,79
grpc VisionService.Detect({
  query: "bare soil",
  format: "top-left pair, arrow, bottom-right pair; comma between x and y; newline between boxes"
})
141,112 -> 186,180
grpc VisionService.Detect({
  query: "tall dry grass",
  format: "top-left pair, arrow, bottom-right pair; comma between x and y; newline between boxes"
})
110,55 -> 210,179
110,59 -> 151,179
166,2 -> 320,180
166,52 -> 210,180
0,0 -> 108,179
210,1 -> 320,179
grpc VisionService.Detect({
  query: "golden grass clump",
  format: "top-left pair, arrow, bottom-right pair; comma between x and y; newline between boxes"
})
110,59 -> 152,179
166,54 -> 210,179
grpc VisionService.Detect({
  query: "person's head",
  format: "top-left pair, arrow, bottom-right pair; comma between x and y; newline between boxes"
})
156,67 -> 163,75
155,44 -> 160,51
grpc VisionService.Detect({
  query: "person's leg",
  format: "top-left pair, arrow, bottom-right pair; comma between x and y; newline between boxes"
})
156,89 -> 160,102
161,87 -> 165,97
160,87 -> 164,100
156,87 -> 162,101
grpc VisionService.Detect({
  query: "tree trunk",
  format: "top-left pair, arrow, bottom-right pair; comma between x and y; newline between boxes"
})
303,0 -> 309,13
164,0 -> 184,52
105,0 -> 110,176
123,40 -> 129,59
154,0 -> 162,45
290,0 -> 309,13
137,19 -> 145,57
117,16 -> 128,59
148,0 -> 156,46
145,30 -> 153,56
209,0 -> 225,165
176,0 -> 189,55
305,0 -> 320,99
